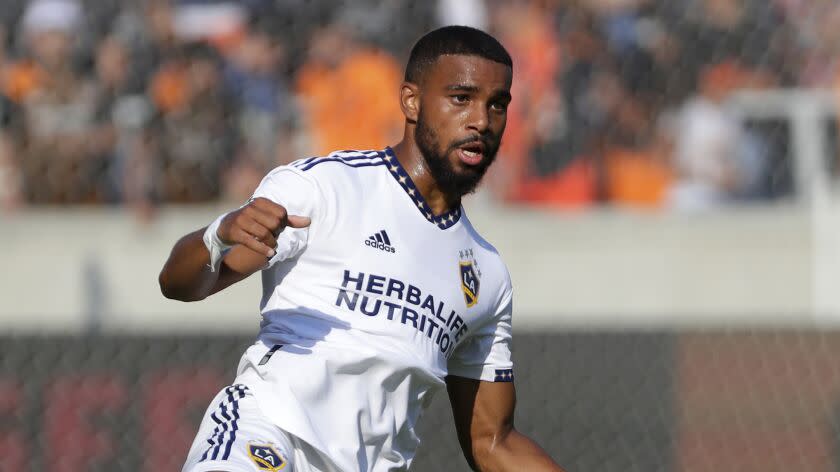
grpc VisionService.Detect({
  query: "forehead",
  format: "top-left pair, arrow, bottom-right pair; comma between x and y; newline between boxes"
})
422,54 -> 512,91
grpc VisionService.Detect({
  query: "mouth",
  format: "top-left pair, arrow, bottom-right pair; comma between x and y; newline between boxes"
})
456,141 -> 486,166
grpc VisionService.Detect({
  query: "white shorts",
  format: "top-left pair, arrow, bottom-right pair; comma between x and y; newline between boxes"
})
182,384 -> 337,472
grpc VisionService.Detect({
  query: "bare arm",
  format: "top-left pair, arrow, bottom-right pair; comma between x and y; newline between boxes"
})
447,375 -> 568,472
158,198 -> 309,301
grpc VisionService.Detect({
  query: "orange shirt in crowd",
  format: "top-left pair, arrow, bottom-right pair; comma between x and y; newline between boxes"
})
149,62 -> 190,113
492,3 -> 562,202
296,49 -> 403,156
1,60 -> 44,103
515,158 -> 597,209
604,148 -> 672,208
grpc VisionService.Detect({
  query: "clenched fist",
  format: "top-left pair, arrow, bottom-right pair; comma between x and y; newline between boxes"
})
217,197 -> 311,257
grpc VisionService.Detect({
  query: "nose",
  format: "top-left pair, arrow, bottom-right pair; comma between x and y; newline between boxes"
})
466,103 -> 490,134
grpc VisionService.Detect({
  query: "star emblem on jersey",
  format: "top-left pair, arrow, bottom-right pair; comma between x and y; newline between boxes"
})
248,443 -> 286,471
459,249 -> 481,307
365,229 -> 396,253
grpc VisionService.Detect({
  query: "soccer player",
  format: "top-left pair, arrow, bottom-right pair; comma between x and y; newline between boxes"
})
160,26 -> 567,472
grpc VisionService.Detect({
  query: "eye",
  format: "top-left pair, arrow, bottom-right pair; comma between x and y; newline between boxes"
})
451,94 -> 470,104
490,100 -> 509,113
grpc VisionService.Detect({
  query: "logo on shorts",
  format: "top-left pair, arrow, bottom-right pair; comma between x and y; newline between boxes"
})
459,249 -> 481,308
248,443 -> 286,471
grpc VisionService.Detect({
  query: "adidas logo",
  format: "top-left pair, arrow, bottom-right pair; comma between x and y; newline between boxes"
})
364,230 -> 396,253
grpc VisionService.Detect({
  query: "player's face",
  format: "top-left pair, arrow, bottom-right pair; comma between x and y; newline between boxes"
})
415,54 -> 512,197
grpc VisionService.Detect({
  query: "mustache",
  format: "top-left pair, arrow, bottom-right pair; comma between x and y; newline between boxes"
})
449,134 -> 499,151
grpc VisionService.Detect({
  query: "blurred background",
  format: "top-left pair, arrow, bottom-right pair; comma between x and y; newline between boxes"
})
1,0 -> 840,470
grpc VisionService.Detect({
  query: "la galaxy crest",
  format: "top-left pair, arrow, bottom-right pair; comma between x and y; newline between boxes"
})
459,249 -> 481,308
247,442 -> 286,471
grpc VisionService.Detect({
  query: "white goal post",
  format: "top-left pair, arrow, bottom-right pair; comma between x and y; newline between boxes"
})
729,89 -> 840,319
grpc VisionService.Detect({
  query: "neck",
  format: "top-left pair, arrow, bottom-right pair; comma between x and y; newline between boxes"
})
390,138 -> 460,216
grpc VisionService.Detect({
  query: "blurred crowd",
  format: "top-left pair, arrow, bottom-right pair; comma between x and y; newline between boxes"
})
0,0 -> 838,216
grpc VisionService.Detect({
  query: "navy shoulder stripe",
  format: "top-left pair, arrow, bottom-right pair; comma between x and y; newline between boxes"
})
296,150 -> 384,172
290,156 -> 319,168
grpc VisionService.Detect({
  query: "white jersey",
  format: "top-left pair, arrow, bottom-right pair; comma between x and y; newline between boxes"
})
234,148 -> 514,472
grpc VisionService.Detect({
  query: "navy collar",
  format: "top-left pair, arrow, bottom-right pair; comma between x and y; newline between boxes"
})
382,147 -> 461,230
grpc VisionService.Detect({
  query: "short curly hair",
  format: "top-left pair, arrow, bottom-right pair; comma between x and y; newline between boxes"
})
404,26 -> 512,83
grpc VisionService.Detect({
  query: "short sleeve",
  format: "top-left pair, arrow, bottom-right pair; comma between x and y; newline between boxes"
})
250,166 -> 320,268
446,284 -> 514,383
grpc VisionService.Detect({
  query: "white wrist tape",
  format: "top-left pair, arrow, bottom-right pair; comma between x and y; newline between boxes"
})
203,213 -> 234,272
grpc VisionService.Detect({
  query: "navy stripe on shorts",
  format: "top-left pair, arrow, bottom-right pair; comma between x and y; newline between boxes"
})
200,384 -> 249,462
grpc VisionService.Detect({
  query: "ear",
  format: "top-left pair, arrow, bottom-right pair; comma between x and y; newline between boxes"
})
400,81 -> 420,123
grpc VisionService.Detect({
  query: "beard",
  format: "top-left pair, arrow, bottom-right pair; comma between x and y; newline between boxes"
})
415,109 -> 500,198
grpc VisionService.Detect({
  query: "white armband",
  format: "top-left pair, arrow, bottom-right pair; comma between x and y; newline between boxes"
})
203,213 -> 233,272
